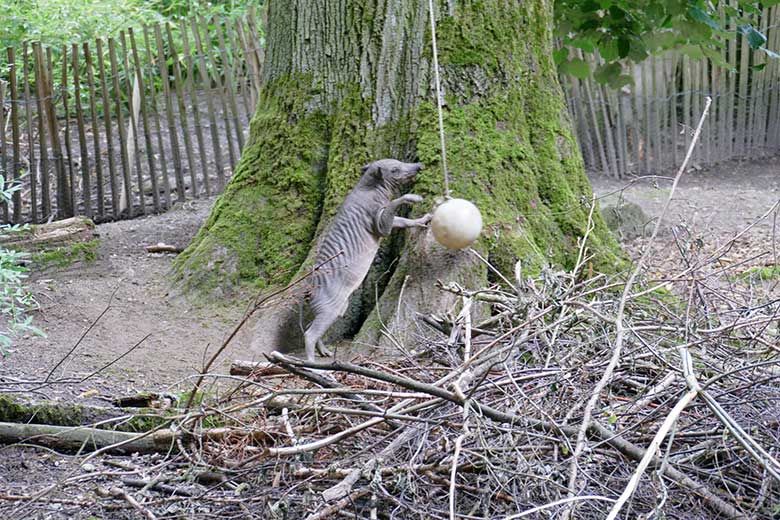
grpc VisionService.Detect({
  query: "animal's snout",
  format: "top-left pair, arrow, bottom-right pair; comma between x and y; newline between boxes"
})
406,162 -> 424,177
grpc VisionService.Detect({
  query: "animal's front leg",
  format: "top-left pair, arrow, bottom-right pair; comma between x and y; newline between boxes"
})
375,194 -> 425,236
392,213 -> 432,229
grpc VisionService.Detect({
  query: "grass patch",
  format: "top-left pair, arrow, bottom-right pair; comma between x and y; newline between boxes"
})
738,265 -> 780,282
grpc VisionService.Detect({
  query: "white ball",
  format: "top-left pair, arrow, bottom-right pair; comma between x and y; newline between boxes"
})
431,198 -> 483,250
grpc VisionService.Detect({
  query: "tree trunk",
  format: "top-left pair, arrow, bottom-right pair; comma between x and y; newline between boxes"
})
172,0 -> 621,354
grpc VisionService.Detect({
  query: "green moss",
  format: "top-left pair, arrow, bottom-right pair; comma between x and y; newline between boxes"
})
0,394 -> 168,432
30,239 -> 99,269
415,0 -> 623,279
172,76 -> 330,295
436,2 -> 525,71
321,86 -> 374,220
0,394 -> 85,425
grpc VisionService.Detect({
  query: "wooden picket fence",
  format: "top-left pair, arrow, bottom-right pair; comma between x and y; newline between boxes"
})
561,6 -> 780,178
0,10 -> 264,225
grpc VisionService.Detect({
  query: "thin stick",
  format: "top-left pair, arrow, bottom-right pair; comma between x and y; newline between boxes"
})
427,0 -> 450,197
565,97 -> 713,506
183,252 -> 343,410
505,496 -> 616,519
605,389 -> 698,520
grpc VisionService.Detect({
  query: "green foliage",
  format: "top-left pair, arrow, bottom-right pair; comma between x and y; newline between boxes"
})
738,265 -> 780,281
145,0 -> 254,20
0,0 -> 254,52
0,0 -> 164,52
0,0 -> 262,132
0,175 -> 43,353
555,0 -> 780,86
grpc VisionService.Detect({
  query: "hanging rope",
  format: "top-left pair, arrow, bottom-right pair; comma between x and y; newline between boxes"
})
427,0 -> 451,198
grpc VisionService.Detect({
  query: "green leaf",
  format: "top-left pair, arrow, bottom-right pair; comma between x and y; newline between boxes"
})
594,62 -> 622,84
679,44 -> 705,60
740,25 -> 767,49
689,6 -> 720,31
627,37 -> 648,61
561,58 -> 591,79
751,63 -> 767,71
598,38 -> 619,61
644,30 -> 681,51
553,47 -> 569,65
617,37 -> 630,58
568,37 -> 596,53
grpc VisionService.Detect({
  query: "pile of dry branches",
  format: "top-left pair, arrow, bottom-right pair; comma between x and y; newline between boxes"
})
6,236 -> 779,519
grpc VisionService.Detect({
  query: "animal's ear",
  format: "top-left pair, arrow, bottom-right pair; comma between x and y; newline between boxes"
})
361,163 -> 382,180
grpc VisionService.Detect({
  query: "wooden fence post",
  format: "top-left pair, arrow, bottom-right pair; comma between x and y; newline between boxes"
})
195,17 -> 237,171
154,24 -> 186,203
83,42 -> 105,218
6,49 -> 22,223
119,31 -> 146,216
108,38 -> 133,217
189,18 -> 225,190
0,78 -> 8,223
72,43 -> 93,218
142,26 -> 171,208
128,28 -> 161,212
179,20 -> 211,198
60,46 -> 77,216
22,42 -> 38,223
165,24 -> 199,199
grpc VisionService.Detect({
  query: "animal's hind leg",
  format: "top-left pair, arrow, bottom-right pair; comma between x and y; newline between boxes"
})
303,306 -> 340,361
316,339 -> 332,357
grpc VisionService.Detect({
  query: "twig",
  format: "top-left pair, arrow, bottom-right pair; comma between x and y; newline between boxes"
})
97,486 -> 157,520
565,96 -> 713,505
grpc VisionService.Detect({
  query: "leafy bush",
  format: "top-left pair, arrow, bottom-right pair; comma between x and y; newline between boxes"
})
555,0 -> 780,86
0,0 -> 256,52
0,175 -> 42,353
0,0 -> 164,52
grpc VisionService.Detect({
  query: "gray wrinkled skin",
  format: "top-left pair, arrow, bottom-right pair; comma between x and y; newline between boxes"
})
305,159 -> 431,360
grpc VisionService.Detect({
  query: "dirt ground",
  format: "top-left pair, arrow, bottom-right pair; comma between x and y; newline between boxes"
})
591,156 -> 780,289
0,156 -> 778,518
0,196 -> 255,405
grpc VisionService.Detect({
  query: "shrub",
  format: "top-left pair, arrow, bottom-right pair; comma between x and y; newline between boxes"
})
0,175 -> 42,353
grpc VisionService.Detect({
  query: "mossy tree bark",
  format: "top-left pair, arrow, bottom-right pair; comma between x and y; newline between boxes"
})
172,0 -> 622,353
